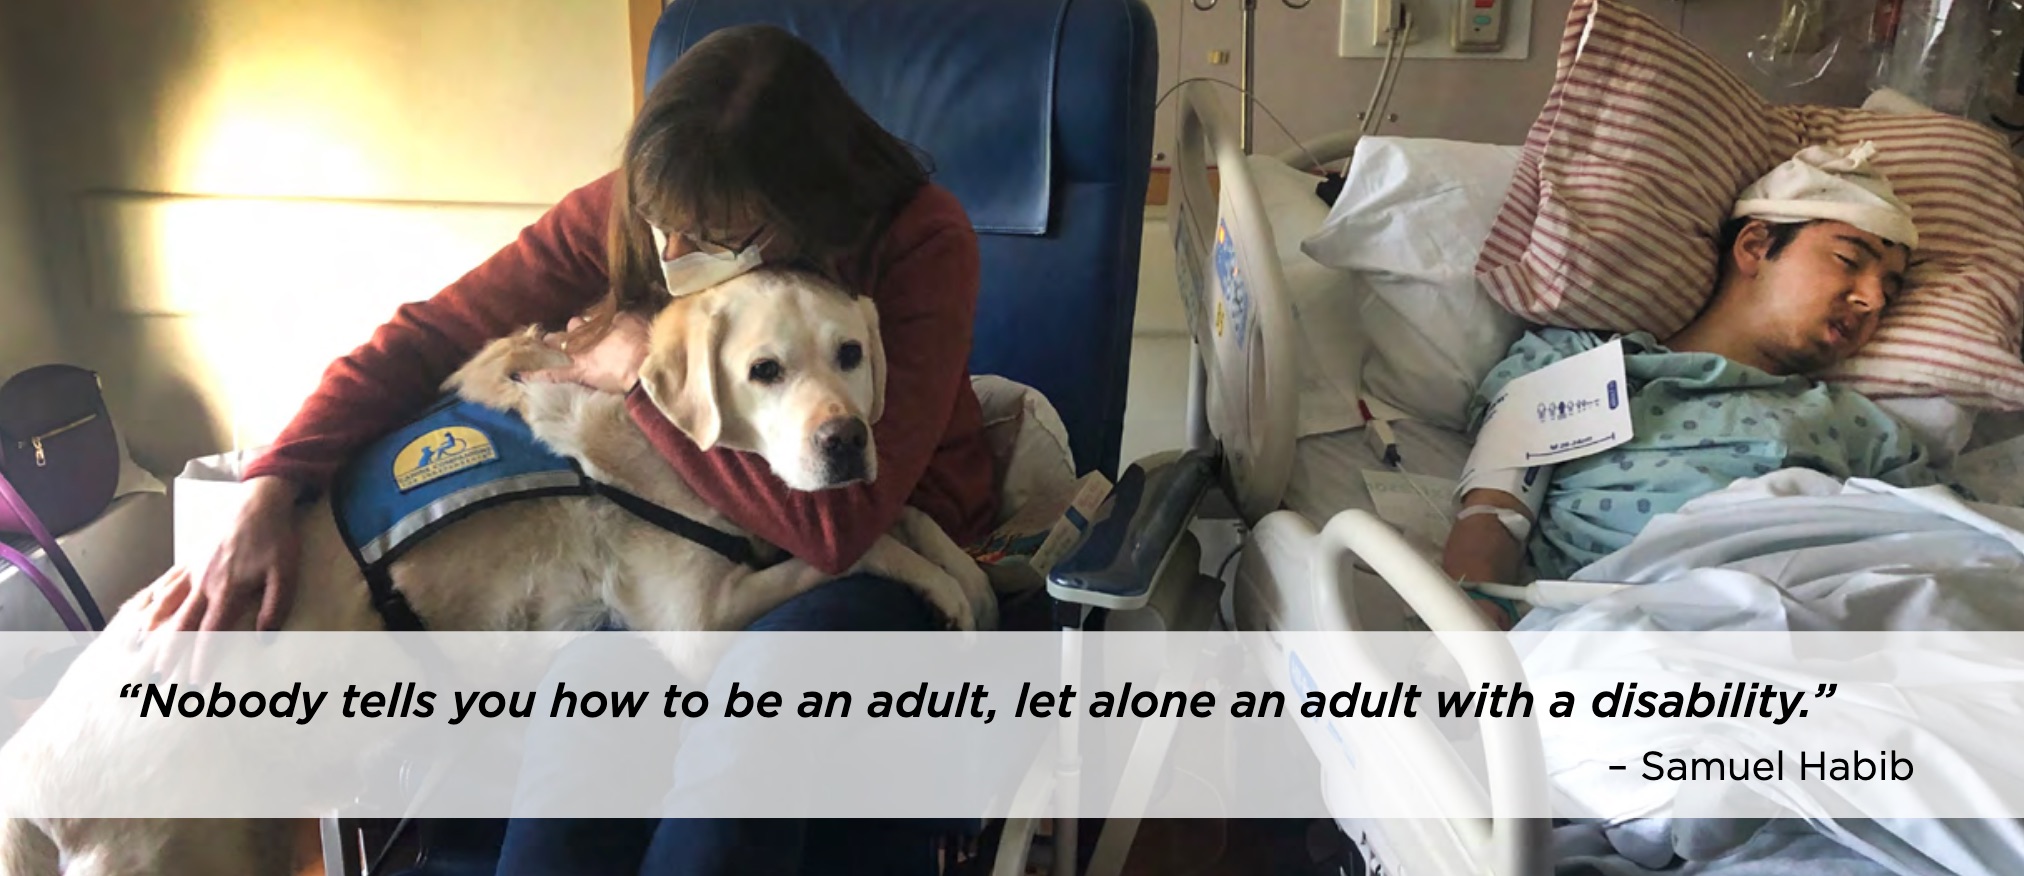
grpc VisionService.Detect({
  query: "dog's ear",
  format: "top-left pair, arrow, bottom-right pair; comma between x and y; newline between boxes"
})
856,296 -> 887,425
640,300 -> 729,450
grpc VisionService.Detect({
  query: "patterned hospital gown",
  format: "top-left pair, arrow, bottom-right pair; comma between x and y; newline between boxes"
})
1467,328 -> 1951,579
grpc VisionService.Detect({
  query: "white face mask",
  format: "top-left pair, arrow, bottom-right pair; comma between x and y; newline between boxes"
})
652,226 -> 766,299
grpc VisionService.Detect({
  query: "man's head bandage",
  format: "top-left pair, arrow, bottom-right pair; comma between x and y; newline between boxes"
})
1731,141 -> 1918,249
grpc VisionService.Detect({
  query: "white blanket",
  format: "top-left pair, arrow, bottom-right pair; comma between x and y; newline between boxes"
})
1526,468 -> 2024,632
1515,469 -> 2024,876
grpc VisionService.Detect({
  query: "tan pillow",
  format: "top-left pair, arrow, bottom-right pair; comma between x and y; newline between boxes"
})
1477,0 -> 2024,407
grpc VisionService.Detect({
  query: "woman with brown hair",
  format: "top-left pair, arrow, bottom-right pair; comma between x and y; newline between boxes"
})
146,24 -> 996,874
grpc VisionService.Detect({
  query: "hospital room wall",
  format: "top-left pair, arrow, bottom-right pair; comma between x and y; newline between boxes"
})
1117,0 -> 1876,466
0,0 -> 1874,478
1142,0 -> 1872,163
0,0 -> 636,478
0,17 -> 64,381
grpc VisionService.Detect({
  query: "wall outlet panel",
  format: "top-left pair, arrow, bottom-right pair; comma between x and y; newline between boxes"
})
1338,0 -> 1532,61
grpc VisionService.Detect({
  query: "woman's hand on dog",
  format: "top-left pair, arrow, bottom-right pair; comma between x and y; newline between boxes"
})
137,310 -> 646,637
525,313 -> 651,395
144,476 -> 305,634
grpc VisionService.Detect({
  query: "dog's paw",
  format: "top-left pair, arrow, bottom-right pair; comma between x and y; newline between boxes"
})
953,561 -> 996,632
446,327 -> 571,408
943,591 -> 978,634
972,593 -> 999,633
892,507 -> 996,631
915,574 -> 976,634
936,607 -> 979,646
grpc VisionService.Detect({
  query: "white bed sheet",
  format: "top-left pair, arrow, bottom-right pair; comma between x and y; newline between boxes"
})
1282,419 -> 1475,526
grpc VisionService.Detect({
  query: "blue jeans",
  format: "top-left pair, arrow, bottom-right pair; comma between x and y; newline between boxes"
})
495,574 -> 948,876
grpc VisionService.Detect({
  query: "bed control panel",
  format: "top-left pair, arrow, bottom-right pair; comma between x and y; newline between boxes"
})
1453,0 -> 1505,51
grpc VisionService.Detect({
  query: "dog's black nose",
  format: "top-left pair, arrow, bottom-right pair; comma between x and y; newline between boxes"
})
815,417 -> 869,457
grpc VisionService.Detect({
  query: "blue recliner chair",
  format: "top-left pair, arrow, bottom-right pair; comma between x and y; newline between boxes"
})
329,2 -> 1157,874
647,0 -> 1158,480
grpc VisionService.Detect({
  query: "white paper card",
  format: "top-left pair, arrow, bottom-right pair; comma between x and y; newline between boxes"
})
1953,435 -> 2024,507
1363,470 -> 1460,553
1473,339 -> 1633,471
172,449 -> 265,570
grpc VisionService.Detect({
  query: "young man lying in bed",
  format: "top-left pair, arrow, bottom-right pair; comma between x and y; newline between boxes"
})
1440,142 -> 1952,628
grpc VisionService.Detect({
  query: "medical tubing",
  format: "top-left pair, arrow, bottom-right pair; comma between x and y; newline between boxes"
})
1472,582 -> 1531,603
1154,76 -> 1324,171
1473,579 -> 1637,610
1360,8 -> 1413,143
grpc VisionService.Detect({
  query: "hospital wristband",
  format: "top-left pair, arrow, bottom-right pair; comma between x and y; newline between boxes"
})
1456,504 -> 1532,544
1454,459 -> 1551,518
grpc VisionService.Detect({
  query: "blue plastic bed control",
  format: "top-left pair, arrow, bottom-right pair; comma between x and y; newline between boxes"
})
1046,450 -> 1220,610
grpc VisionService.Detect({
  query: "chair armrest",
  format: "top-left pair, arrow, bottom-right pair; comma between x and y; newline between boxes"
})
1045,450 -> 1219,611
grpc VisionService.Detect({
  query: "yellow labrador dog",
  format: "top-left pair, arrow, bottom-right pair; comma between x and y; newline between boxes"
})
0,268 -> 995,875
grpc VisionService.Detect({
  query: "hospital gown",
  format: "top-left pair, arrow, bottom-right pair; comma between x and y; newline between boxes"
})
1467,329 -> 1951,580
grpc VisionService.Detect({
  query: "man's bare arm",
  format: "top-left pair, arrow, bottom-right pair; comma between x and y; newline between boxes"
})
1440,488 -> 1532,587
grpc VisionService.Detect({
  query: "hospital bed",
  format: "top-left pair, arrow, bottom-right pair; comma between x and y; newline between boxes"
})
1136,26 -> 2024,876
1130,79 -> 1552,876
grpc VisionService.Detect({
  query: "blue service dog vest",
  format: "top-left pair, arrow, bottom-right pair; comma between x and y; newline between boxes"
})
329,394 -> 762,631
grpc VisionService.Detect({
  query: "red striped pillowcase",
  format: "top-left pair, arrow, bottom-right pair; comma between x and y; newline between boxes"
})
1477,0 -> 2024,408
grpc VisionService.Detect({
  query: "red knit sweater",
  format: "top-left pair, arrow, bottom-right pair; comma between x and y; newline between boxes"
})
244,173 -> 998,575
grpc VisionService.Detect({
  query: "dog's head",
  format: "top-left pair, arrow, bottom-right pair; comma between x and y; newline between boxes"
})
637,269 -> 886,491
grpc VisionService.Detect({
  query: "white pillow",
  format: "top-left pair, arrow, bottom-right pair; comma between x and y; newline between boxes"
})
1875,396 -> 1975,469
1243,154 -> 1370,436
970,374 -> 1076,526
1301,137 -> 1527,431
1863,87 -> 1937,115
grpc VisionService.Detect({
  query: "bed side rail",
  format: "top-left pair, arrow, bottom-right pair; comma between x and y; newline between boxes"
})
1168,81 -> 1298,522
1310,508 -> 1552,876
